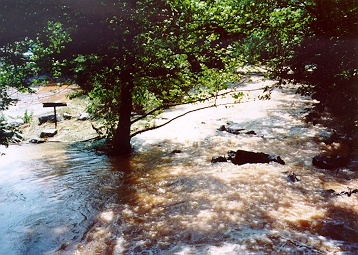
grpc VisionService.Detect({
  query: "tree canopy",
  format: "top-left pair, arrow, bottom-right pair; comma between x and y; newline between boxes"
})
1,0 -> 357,152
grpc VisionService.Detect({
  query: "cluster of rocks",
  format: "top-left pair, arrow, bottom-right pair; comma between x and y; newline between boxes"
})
215,122 -> 353,171
211,122 -> 356,188
29,112 -> 91,143
213,123 -> 284,164
38,112 -> 91,125
321,187 -> 358,197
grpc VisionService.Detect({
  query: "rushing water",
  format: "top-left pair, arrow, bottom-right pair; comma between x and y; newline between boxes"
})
1,77 -> 357,254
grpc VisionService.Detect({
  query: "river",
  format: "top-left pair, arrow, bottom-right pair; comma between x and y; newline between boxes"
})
1,76 -> 357,254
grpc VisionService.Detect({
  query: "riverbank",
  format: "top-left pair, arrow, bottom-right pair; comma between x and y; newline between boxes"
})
1,83 -> 101,144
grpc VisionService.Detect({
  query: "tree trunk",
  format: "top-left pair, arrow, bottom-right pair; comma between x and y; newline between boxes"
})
111,80 -> 133,156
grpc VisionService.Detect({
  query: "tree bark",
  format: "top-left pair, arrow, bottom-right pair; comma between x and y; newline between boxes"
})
111,80 -> 133,156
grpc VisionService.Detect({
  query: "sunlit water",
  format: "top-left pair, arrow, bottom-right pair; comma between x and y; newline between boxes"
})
1,77 -> 357,254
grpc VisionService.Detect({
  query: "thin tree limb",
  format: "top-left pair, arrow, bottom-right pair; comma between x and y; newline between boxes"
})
130,80 -> 272,124
130,104 -> 215,138
130,100 -> 244,138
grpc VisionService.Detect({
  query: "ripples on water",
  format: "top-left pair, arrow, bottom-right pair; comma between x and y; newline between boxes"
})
1,79 -> 357,254
0,143 -> 124,255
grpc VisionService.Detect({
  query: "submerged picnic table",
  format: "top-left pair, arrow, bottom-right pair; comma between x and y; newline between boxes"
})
42,102 -> 67,128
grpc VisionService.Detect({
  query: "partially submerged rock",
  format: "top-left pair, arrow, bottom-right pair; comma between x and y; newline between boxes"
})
312,155 -> 349,170
286,171 -> 300,182
218,124 -> 256,135
228,150 -> 285,165
211,156 -> 227,163
319,187 -> 357,197
212,149 -> 285,166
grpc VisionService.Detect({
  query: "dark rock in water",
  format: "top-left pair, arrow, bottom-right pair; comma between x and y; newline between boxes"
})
312,155 -> 349,170
211,156 -> 227,163
29,138 -> 46,144
40,129 -> 57,138
228,150 -> 285,165
171,149 -> 182,154
39,114 -> 62,125
218,124 -> 255,135
337,187 -> 358,197
287,172 -> 300,182
226,126 -> 245,135
320,189 -> 337,197
319,188 -> 357,197
321,222 -> 358,243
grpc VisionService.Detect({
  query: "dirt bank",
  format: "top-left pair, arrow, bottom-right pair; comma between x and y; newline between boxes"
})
3,83 -> 99,143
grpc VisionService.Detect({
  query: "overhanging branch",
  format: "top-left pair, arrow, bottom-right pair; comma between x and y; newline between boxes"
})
130,100 -> 252,138
130,104 -> 215,138
130,80 -> 271,125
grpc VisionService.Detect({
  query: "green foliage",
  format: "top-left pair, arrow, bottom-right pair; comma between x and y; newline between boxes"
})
228,0 -> 357,126
0,21 -> 71,110
3,0 -> 355,151
70,0 -> 242,143
22,110 -> 33,124
231,1 -> 311,72
0,114 -> 10,147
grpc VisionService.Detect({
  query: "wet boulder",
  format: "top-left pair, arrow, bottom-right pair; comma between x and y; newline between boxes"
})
211,156 -> 227,163
227,150 -> 285,165
319,188 -> 357,197
312,155 -> 349,170
321,221 -> 358,243
218,124 -> 256,135
286,171 -> 300,182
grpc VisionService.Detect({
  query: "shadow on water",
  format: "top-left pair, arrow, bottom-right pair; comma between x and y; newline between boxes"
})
69,92 -> 358,253
70,140 -> 358,254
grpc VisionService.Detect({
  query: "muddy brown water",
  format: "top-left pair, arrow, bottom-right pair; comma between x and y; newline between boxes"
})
1,78 -> 357,254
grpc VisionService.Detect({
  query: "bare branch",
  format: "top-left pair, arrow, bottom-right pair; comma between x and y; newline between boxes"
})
130,100 -> 248,138
130,80 -> 271,125
130,104 -> 215,138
